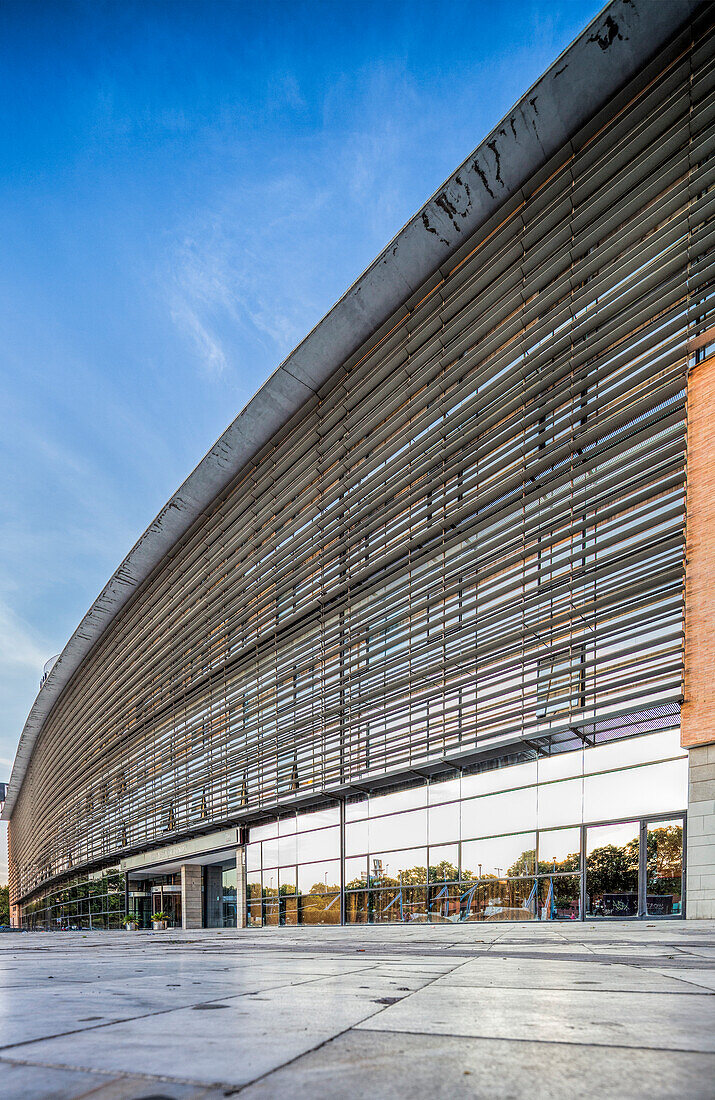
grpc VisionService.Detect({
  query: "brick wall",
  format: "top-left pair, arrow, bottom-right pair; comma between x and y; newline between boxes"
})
683,354 -> 715,917
682,354 -> 715,749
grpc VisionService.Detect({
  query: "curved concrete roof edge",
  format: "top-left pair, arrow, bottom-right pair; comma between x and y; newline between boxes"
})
3,0 -> 700,821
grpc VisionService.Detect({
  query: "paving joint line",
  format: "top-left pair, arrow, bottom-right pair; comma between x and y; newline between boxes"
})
0,1051 -> 235,1093
353,1025 -> 715,1056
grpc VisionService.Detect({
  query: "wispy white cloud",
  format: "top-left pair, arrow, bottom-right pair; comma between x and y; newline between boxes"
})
0,600 -> 49,674
165,174 -> 333,381
170,296 -> 229,377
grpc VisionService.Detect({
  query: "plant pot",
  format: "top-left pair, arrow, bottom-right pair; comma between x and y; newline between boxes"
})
124,922 -> 139,931
152,920 -> 167,930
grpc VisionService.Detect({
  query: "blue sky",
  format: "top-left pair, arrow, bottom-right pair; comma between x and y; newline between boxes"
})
0,0 -> 602,880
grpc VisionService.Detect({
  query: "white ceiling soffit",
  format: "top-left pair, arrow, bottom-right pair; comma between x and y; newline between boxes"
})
2,0 -> 701,819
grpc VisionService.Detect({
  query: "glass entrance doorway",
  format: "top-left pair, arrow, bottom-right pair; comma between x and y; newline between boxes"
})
203,861 -> 238,927
585,821 -> 639,917
644,818 -> 683,916
127,889 -> 152,929
585,816 -> 684,917
151,883 -> 182,927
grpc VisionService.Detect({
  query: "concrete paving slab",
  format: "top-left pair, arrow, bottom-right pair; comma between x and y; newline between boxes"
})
673,945 -> 715,959
646,967 -> 715,992
0,970 -> 375,1047
0,1059 -> 225,1100
238,1030 -> 715,1100
5,978 -> 397,1087
428,955 -> 709,993
355,984 -> 715,1052
0,1059 -> 117,1100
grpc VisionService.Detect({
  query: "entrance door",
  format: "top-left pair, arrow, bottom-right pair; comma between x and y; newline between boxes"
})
584,818 -> 685,918
204,865 -> 222,927
152,888 -> 182,927
203,862 -> 238,927
644,818 -> 684,917
585,821 -> 639,917
128,891 -> 152,929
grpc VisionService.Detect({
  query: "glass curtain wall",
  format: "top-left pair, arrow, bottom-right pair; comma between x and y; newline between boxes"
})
247,807 -> 341,926
20,867 -> 125,930
246,729 -> 686,924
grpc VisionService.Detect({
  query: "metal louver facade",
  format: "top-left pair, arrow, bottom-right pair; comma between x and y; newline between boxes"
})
6,1 -> 715,909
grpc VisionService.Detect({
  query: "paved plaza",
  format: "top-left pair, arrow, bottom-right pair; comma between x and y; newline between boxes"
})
1,921 -> 714,1098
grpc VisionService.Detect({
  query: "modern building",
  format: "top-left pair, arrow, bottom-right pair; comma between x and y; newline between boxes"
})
4,0 -> 715,930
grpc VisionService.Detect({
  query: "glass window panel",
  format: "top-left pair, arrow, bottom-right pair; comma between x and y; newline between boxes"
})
646,819 -> 683,916
345,820 -> 369,857
278,814 -> 297,835
281,895 -> 299,924
366,886 -> 428,923
584,759 -> 687,824
461,786 -> 537,841
299,891 -> 341,925
369,848 -> 427,885
462,833 -> 536,879
246,842 -> 261,873
538,875 -> 581,920
278,834 -> 297,866
537,750 -> 584,784
278,866 -> 297,892
345,889 -> 368,924
297,826 -> 340,863
369,786 -> 428,817
247,898 -> 263,928
262,868 -> 279,895
297,860 -> 341,894
369,888 -> 392,924
369,809 -> 427,852
345,856 -> 367,889
391,886 -> 430,922
262,838 -> 279,868
538,827 -> 581,873
428,776 -> 461,806
462,878 -> 537,922
263,892 -> 279,926
345,797 -> 368,822
461,760 -> 537,800
428,801 -> 460,846
537,777 -> 583,830
251,822 -> 277,842
428,844 -> 459,884
583,730 -> 684,776
586,821 -> 638,917
427,881 -> 462,922
297,806 -> 340,831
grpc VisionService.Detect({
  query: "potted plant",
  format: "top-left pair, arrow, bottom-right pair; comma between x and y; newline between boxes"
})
151,911 -> 169,930
123,915 -> 140,931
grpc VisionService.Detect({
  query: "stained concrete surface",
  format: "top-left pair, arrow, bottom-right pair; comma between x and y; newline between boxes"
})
0,921 -> 713,1098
